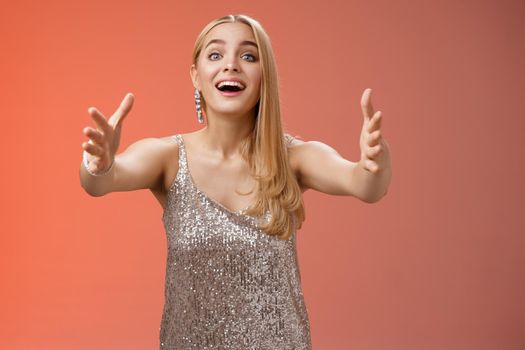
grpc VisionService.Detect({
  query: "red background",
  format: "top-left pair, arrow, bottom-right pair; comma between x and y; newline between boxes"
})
1,0 -> 524,349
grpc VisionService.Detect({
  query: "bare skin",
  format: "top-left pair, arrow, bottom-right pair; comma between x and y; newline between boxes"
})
80,22 -> 391,210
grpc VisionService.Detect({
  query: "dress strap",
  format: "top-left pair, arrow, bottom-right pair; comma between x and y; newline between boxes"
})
173,134 -> 188,177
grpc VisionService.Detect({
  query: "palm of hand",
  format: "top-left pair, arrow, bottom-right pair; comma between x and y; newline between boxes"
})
82,93 -> 134,173
359,88 -> 389,174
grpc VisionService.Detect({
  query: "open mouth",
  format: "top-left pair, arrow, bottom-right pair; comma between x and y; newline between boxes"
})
215,81 -> 246,93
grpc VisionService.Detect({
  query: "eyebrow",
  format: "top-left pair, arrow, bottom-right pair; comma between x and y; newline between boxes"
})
204,39 -> 258,50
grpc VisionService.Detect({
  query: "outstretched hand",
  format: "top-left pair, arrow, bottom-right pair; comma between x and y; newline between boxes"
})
82,93 -> 135,174
359,88 -> 390,174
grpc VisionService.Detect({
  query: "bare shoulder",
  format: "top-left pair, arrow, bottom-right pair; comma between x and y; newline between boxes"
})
157,135 -> 180,166
124,134 -> 177,151
123,135 -> 180,208
283,133 -> 307,166
157,134 -> 179,148
121,135 -> 179,166
284,133 -> 332,149
284,133 -> 348,192
156,135 -> 180,192
120,135 -> 180,191
285,134 -> 341,158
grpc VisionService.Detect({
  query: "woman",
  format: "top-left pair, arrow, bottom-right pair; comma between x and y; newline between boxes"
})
80,14 -> 391,350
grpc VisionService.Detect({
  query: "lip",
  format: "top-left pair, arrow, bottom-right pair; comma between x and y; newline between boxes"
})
215,77 -> 246,87
215,77 -> 246,97
217,89 -> 243,97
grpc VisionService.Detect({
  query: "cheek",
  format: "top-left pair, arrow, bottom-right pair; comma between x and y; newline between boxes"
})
249,69 -> 262,93
200,69 -> 215,86
255,77 -> 262,97
196,63 -> 218,88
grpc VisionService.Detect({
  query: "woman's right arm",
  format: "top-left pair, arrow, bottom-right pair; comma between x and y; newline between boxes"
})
79,93 -> 172,196
80,137 -> 174,196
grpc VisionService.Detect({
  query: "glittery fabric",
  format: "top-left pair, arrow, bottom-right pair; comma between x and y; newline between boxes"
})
159,134 -> 312,350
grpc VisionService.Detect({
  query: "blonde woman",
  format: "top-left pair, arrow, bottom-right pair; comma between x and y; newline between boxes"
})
80,14 -> 391,350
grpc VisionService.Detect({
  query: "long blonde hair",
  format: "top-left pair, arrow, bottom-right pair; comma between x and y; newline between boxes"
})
191,14 -> 305,240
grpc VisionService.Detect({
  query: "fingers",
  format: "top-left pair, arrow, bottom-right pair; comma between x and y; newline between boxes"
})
360,88 -> 374,121
358,157 -> 379,173
364,159 -> 379,173
109,93 -> 134,128
366,130 -> 381,147
83,126 -> 104,144
359,129 -> 382,170
83,107 -> 110,159
360,120 -> 385,174
367,111 -> 382,133
88,107 -> 112,135
82,140 -> 104,156
359,88 -> 386,174
365,144 -> 382,158
82,96 -> 130,173
363,110 -> 383,153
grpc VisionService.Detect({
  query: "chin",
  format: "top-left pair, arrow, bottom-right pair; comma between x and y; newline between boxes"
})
212,108 -> 253,117
207,102 -> 258,117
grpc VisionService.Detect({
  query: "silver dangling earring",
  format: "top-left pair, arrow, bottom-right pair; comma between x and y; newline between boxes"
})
194,88 -> 204,124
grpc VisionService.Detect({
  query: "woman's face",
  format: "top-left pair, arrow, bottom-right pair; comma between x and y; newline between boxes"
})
191,22 -> 262,119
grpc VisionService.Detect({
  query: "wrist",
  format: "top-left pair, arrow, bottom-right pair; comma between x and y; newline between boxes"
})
82,151 -> 114,176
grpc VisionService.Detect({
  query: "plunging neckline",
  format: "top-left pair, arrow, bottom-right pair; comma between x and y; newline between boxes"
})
178,134 -> 254,216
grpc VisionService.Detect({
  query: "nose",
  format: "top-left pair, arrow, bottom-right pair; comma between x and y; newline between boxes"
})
224,61 -> 239,72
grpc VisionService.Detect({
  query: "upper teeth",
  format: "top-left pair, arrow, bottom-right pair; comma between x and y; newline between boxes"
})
217,81 -> 245,89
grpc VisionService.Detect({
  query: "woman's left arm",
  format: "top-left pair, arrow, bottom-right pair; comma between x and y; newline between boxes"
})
291,88 -> 392,203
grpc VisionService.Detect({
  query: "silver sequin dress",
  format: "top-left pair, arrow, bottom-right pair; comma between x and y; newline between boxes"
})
159,134 -> 312,350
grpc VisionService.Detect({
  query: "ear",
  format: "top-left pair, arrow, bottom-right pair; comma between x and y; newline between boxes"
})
190,64 -> 200,90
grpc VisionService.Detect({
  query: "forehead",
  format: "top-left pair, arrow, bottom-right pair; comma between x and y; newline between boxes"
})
204,22 -> 256,47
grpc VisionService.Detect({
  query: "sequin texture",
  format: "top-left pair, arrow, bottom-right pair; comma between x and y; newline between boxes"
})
159,134 -> 312,349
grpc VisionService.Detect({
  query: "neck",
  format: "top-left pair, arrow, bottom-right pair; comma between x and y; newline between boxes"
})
200,109 -> 256,159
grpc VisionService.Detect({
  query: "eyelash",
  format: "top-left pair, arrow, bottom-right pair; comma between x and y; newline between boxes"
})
208,52 -> 257,62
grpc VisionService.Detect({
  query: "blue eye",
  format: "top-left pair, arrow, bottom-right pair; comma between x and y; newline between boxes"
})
208,53 -> 221,60
242,54 -> 256,62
